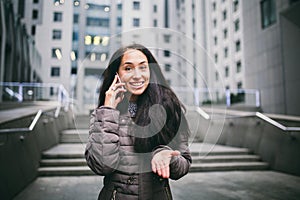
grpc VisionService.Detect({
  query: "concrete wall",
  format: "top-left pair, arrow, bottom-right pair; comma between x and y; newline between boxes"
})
187,109 -> 300,176
281,10 -> 300,116
0,108 -> 72,200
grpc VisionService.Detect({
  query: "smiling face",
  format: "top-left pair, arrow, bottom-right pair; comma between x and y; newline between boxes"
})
117,49 -> 150,99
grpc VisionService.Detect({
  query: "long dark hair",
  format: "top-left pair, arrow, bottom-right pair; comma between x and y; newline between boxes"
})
98,44 -> 190,153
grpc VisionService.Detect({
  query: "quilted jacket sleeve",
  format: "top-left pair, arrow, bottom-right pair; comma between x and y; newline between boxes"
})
152,130 -> 192,180
85,107 -> 120,176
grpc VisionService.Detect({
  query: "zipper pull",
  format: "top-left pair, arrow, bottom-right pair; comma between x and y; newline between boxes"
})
111,189 -> 117,200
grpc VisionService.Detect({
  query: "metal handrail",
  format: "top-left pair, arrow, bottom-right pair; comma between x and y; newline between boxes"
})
0,110 -> 42,133
194,107 -> 300,132
0,82 -> 70,110
255,112 -> 300,132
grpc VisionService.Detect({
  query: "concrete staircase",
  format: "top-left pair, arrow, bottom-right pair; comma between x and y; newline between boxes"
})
189,143 -> 269,172
38,129 -> 269,176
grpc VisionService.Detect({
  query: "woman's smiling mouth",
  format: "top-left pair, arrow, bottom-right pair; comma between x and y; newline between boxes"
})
129,81 -> 145,88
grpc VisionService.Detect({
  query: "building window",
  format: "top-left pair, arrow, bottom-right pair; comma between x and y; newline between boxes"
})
213,19 -> 217,28
73,14 -> 79,23
224,47 -> 228,58
133,1 -> 140,10
54,12 -> 62,22
165,64 -> 171,71
52,30 -> 62,40
164,0 -> 169,28
52,48 -> 62,59
32,10 -> 38,19
214,36 -> 218,45
236,60 -> 242,73
72,32 -> 78,41
153,19 -> 157,27
133,18 -> 140,27
50,87 -> 55,96
164,34 -> 171,43
225,66 -> 229,77
214,53 -> 218,63
260,0 -> 277,29
86,17 -> 109,27
223,28 -> 228,39
71,50 -> 78,61
215,71 -> 219,81
235,40 -> 241,52
74,0 -> 80,6
237,81 -> 243,89
164,50 -> 171,57
153,5 -> 157,12
54,0 -> 64,6
51,67 -> 60,77
33,0 -> 39,3
117,4 -> 122,10
212,2 -> 216,11
117,17 -> 122,26
233,0 -> 239,12
234,19 -> 240,32
31,25 -> 36,36
71,67 -> 77,75
223,10 -> 227,21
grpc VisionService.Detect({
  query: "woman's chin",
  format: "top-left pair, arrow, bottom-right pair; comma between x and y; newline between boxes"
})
128,89 -> 144,97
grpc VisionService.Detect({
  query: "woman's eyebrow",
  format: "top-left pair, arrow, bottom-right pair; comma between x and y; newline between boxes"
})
123,60 -> 147,65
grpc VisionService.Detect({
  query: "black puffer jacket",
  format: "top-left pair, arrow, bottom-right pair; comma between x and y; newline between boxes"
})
85,107 -> 191,200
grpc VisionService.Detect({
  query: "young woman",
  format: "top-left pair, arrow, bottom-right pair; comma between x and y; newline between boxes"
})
85,44 -> 191,199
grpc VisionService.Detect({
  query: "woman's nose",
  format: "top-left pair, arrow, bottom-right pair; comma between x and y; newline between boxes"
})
132,68 -> 142,78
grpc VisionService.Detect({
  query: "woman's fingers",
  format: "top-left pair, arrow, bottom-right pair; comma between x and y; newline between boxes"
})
171,150 -> 180,157
104,75 -> 126,108
151,150 -> 181,178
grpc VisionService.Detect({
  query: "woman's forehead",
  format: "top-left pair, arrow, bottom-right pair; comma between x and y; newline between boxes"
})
122,49 -> 148,63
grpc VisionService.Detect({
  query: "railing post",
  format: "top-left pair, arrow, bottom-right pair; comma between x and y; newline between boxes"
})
194,87 -> 199,106
58,85 -> 62,105
256,90 -> 260,107
226,89 -> 231,106
18,83 -> 23,102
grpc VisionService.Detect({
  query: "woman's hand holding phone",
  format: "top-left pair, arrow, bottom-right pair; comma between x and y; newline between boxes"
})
104,73 -> 126,108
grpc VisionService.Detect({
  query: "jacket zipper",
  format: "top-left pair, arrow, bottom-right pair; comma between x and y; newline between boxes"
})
111,189 -> 117,200
165,187 -> 172,200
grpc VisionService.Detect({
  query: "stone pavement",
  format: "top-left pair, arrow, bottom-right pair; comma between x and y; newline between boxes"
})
13,171 -> 300,200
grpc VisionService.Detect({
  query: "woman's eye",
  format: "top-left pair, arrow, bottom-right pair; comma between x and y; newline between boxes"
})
139,65 -> 148,70
125,67 -> 132,71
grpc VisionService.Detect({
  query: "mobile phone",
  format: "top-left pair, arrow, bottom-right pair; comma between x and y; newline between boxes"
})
116,72 -> 125,89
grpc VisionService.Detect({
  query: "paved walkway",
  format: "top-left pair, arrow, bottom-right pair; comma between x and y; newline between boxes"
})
14,171 -> 300,200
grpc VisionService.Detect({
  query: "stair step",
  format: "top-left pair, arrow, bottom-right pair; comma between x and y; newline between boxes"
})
190,162 -> 269,172
192,155 -> 261,163
191,150 -> 251,156
40,158 -> 87,167
42,144 -> 85,158
38,143 -> 270,176
38,166 -> 94,176
189,143 -> 252,156
60,129 -> 89,143
42,153 -> 84,159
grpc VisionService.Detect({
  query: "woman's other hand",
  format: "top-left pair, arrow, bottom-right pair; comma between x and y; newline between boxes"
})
151,150 -> 180,178
104,75 -> 126,108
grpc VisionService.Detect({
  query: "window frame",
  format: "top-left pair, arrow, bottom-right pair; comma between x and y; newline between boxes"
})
53,12 -> 62,22
52,29 -> 62,40
260,0 -> 277,29
51,67 -> 60,77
